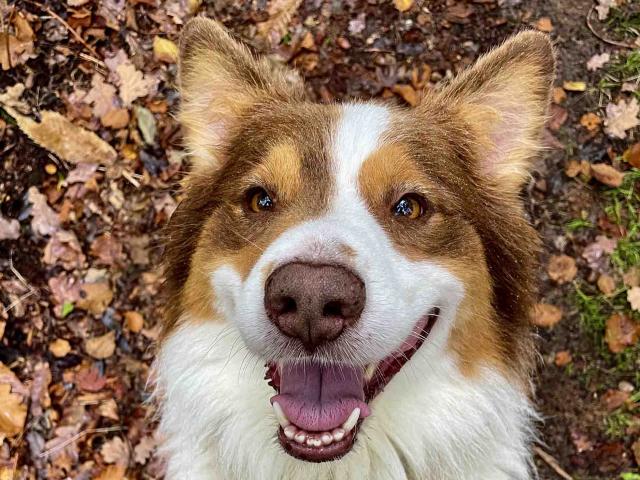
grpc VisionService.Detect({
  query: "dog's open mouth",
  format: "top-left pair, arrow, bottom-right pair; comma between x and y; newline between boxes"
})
266,308 -> 439,463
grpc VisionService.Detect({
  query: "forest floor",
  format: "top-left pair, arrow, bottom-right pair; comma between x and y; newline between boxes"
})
0,0 -> 639,479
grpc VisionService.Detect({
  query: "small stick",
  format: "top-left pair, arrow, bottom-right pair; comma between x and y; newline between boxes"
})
23,0 -> 104,64
586,6 -> 637,49
38,426 -> 122,458
534,446 -> 574,480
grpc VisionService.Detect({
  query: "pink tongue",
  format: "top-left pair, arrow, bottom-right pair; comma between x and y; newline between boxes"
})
270,362 -> 370,432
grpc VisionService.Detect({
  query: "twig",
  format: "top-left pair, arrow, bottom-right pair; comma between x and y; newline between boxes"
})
586,6 -> 637,49
534,446 -> 574,480
38,426 -> 122,458
23,0 -> 104,64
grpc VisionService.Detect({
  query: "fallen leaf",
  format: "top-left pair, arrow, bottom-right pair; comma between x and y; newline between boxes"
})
535,17 -> 553,32
554,350 -> 572,366
67,163 -> 99,184
49,338 -> 71,358
628,286 -> 640,311
602,389 -> 629,411
30,362 -> 51,418
95,465 -> 126,480
605,313 -> 639,353
348,12 -> 366,35
256,0 -> 303,46
77,281 -> 113,316
124,311 -> 144,333
531,303 -> 562,328
590,163 -> 624,187
85,330 -> 117,359
562,81 -> 586,92
153,36 -> 179,63
394,0 -> 414,12
580,112 -> 602,132
586,52 -> 610,71
596,0 -> 617,20
134,435 -> 157,464
135,106 -> 157,145
101,436 -> 130,466
101,108 -> 130,129
548,104 -> 568,131
90,233 -> 122,266
84,73 -> 119,120
552,87 -> 566,104
105,50 -> 158,107
547,255 -> 577,284
565,160 -> 581,178
43,230 -> 86,270
42,425 -> 80,463
623,267 -> 640,288
3,107 -> 117,165
571,430 -> 594,453
0,364 -> 27,438
98,398 -> 119,420
0,12 -> 36,71
75,366 -> 107,392
633,440 -> 640,468
391,84 -> 418,106
0,214 -> 20,240
623,143 -> 640,168
27,186 -> 60,236
597,274 -> 616,296
604,98 -> 639,139
583,235 -> 618,271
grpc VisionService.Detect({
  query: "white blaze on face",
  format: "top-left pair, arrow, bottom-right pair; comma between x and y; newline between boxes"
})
210,102 -> 465,366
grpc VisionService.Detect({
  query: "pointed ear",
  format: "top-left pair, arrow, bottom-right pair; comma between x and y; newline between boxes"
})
435,31 -> 555,194
178,18 -> 305,171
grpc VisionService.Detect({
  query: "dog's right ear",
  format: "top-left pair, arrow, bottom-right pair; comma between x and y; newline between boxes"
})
178,18 -> 305,171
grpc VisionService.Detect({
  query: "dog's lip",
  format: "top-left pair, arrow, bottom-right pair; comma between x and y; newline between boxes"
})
266,308 -> 440,462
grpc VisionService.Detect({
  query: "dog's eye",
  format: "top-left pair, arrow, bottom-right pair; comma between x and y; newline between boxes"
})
393,194 -> 426,219
247,188 -> 274,213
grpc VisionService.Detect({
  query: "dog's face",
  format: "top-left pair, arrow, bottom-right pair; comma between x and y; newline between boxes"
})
161,19 -> 553,466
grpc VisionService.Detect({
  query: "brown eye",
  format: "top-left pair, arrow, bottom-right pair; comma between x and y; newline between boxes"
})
393,194 -> 426,219
247,188 -> 274,213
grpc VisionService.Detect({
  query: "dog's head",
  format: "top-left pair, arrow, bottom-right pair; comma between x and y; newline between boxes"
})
162,18 -> 554,464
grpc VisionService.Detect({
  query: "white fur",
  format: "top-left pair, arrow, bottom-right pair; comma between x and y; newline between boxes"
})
155,103 -> 535,479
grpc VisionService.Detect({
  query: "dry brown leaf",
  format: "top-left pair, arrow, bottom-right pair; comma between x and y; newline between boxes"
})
76,281 -> 113,316
98,398 -> 119,421
3,107 -> 117,165
604,98 -> 640,139
554,351 -> 572,366
0,214 -> 20,240
531,303 -> 562,328
605,313 -> 639,353
49,338 -> 71,358
0,370 -> 27,438
85,330 -> 116,359
623,267 -> 640,288
0,12 -> 36,71
75,366 -> 107,392
565,160 -> 581,178
552,87 -> 566,104
586,52 -> 610,71
153,37 -> 179,63
597,274 -> 616,296
547,255 -> 577,284
394,0 -> 414,12
623,142 -> 640,168
90,233 -> 123,266
27,186 -> 60,236
602,389 -> 629,411
105,50 -> 158,107
134,435 -> 157,464
95,465 -> 126,480
124,311 -> 144,333
535,17 -> 553,32
30,362 -> 51,418
256,0 -> 303,46
84,73 -> 118,119
548,104 -> 568,131
628,286 -> 640,311
391,84 -> 418,106
101,108 -> 130,129
579,112 -> 602,132
590,163 -> 624,187
43,230 -> 86,270
633,440 -> 640,468
101,436 -> 130,466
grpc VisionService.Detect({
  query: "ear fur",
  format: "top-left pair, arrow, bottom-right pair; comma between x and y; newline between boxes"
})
178,18 -> 305,171
434,30 -> 555,194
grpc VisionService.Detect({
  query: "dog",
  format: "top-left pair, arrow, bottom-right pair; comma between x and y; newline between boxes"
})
154,17 -> 555,480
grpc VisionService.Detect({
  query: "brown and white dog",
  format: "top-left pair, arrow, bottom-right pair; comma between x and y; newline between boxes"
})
154,18 -> 555,480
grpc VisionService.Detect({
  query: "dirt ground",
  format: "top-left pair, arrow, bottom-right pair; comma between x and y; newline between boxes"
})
1,0 -> 639,479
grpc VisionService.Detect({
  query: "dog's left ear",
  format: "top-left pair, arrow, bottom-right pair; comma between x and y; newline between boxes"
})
178,18 -> 305,171
433,30 -> 555,194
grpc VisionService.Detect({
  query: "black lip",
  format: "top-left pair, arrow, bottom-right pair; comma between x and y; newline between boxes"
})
277,423 -> 359,463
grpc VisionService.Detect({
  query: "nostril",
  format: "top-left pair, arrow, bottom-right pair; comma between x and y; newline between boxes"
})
275,296 -> 297,316
322,300 -> 344,318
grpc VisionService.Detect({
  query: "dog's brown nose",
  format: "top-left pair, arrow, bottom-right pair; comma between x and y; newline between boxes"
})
264,262 -> 365,352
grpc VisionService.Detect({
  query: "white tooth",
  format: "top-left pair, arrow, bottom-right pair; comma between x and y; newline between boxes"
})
294,432 -> 307,444
272,402 -> 290,428
306,437 -> 314,446
332,428 -> 345,442
321,433 -> 333,445
342,408 -> 360,432
311,438 -> 322,447
283,425 -> 297,439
